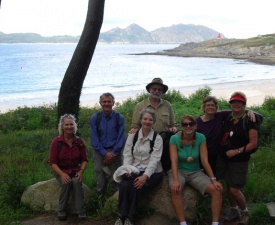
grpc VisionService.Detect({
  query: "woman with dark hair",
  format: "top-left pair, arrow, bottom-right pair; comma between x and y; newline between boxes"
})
169,115 -> 223,225
196,96 -> 231,175
114,109 -> 163,225
49,114 -> 88,221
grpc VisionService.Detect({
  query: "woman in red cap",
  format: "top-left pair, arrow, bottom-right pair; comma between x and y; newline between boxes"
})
216,92 -> 258,225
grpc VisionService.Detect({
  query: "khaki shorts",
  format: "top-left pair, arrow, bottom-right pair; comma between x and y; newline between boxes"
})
168,169 -> 211,195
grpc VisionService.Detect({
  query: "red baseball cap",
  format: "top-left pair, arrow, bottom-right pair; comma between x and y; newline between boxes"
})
229,94 -> 246,104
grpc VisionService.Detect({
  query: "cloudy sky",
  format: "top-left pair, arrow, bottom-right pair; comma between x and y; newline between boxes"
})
0,0 -> 274,39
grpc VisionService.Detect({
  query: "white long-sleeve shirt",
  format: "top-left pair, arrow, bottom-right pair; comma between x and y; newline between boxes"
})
123,128 -> 163,178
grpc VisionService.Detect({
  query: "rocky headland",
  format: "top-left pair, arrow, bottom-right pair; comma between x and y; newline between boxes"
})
139,34 -> 275,65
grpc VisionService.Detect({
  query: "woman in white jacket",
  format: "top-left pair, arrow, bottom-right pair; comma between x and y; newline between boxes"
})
115,109 -> 163,225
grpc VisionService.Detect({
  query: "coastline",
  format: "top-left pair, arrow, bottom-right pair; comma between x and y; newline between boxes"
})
140,52 -> 275,66
1,78 -> 274,114
74,78 -> 275,110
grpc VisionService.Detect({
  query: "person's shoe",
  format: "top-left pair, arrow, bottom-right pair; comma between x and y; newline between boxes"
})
124,217 -> 134,225
224,208 -> 240,221
57,211 -> 67,221
237,211 -> 249,225
78,212 -> 87,220
114,216 -> 124,225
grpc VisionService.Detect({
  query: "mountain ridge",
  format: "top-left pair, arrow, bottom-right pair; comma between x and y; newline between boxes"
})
0,23 -> 223,44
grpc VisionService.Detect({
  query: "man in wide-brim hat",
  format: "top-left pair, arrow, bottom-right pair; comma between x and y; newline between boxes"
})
145,78 -> 168,94
129,78 -> 177,134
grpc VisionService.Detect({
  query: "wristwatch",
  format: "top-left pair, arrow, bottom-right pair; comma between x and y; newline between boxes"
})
210,177 -> 216,181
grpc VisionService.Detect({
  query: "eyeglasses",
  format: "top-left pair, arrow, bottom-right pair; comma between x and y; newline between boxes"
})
181,122 -> 196,127
205,103 -> 216,107
151,87 -> 163,92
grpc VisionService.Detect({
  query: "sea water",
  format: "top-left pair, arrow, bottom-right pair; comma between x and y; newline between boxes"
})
1,43 -> 275,112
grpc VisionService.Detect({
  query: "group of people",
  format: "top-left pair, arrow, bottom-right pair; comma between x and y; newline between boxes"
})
48,77 -> 259,225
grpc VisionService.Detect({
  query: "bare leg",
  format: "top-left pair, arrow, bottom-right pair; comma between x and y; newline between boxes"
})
205,184 -> 222,222
171,191 -> 185,222
228,186 -> 246,210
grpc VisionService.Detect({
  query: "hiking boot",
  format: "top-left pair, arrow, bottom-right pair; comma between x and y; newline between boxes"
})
224,208 -> 240,221
78,212 -> 87,220
57,211 -> 67,221
114,216 -> 124,225
237,211 -> 249,225
124,217 -> 134,225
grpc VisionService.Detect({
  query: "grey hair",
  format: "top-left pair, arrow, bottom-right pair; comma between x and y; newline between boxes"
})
58,114 -> 77,135
99,92 -> 115,103
139,109 -> 156,123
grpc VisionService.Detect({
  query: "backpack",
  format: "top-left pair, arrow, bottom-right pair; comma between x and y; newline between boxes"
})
159,131 -> 175,172
96,111 -> 120,137
244,112 -> 263,153
131,129 -> 158,154
225,112 -> 263,153
131,130 -> 174,173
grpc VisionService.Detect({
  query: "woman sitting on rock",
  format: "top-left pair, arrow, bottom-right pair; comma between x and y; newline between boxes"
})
169,115 -> 223,225
49,114 -> 88,221
114,109 -> 163,225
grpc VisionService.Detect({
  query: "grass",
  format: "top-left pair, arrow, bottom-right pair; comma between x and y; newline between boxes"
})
1,87 -> 275,224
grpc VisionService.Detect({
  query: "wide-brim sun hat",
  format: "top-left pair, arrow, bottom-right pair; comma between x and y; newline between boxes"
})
229,94 -> 246,104
113,165 -> 140,183
145,78 -> 168,94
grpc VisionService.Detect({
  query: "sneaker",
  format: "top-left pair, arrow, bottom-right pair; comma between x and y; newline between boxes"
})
224,208 -> 240,221
124,217 -> 134,225
114,216 -> 124,225
237,211 -> 249,225
78,212 -> 87,220
58,211 -> 67,221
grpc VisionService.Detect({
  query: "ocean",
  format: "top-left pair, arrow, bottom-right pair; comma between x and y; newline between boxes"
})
1,43 -> 275,112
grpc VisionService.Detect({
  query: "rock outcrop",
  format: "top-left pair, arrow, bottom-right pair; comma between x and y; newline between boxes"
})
107,175 -> 202,224
21,178 -> 92,213
21,176 -> 202,224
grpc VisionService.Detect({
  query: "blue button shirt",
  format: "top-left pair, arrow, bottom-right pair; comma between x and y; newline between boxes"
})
90,110 -> 125,156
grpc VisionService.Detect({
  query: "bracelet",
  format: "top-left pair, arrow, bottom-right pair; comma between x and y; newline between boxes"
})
210,177 -> 216,181
238,148 -> 241,154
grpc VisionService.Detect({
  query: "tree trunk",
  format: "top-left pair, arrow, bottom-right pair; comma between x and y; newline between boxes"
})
57,0 -> 105,120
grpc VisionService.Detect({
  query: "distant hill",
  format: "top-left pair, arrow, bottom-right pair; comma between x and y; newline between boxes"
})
98,23 -> 223,44
99,24 -> 154,43
0,23 -> 223,44
139,33 -> 275,65
0,32 -> 79,43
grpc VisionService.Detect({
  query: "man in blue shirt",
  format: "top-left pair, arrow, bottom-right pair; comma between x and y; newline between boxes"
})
90,92 -> 126,195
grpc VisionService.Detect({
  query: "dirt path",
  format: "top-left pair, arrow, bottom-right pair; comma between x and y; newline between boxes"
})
21,213 -> 115,225
21,213 -> 240,225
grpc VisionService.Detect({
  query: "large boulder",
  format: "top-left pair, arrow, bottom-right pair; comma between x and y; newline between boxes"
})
108,175 -> 202,224
21,178 -> 92,213
149,175 -> 201,222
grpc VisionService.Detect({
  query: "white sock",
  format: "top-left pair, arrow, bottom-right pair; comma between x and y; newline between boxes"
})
212,222 -> 219,225
180,222 -> 187,225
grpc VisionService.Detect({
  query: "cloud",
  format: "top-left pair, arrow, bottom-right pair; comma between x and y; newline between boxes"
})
0,0 -> 274,39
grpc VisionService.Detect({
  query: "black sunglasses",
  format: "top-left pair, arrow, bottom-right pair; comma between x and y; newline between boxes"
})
181,122 -> 196,127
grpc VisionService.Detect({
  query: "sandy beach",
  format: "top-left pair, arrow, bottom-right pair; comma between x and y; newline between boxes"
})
1,78 -> 274,114
80,78 -> 275,109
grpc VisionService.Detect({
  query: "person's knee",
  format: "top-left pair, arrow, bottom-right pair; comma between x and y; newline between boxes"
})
120,180 -> 133,190
71,177 -> 82,186
228,186 -> 240,196
207,185 -> 222,196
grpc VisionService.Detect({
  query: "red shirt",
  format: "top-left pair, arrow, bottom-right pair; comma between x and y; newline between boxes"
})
49,135 -> 88,174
